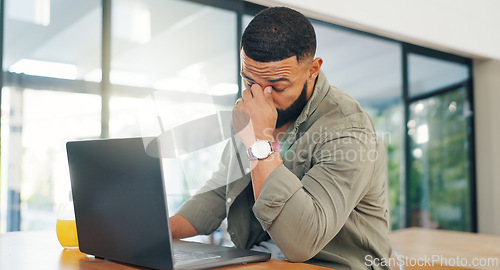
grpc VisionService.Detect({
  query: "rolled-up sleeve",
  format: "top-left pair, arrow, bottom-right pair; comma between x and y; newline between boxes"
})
252,165 -> 303,229
252,132 -> 378,262
176,184 -> 227,235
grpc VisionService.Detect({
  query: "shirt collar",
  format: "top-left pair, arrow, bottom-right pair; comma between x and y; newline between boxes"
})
294,70 -> 329,128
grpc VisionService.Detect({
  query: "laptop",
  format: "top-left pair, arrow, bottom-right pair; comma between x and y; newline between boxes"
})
66,137 -> 271,270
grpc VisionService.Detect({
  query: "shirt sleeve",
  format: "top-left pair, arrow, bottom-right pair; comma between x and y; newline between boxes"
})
252,131 -> 381,262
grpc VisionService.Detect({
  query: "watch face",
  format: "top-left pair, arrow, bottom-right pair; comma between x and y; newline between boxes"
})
251,140 -> 272,159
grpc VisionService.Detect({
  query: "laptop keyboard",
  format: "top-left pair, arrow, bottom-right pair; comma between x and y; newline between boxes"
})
173,249 -> 221,264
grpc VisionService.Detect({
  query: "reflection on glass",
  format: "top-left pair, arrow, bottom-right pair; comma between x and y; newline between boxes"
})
110,0 -> 237,217
408,53 -> 469,97
408,88 -> 472,231
110,0 -> 237,92
4,0 -> 101,81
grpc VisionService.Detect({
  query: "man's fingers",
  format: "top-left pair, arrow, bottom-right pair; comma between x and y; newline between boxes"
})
250,83 -> 264,101
263,86 -> 275,109
244,84 -> 275,112
242,88 -> 253,101
235,98 -> 243,107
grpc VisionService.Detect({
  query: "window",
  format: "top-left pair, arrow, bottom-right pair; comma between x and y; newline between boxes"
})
0,1 -> 476,235
1,0 -> 101,232
405,46 -> 474,231
408,53 -> 469,97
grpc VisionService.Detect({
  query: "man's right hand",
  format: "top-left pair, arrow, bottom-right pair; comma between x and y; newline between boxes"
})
170,214 -> 199,239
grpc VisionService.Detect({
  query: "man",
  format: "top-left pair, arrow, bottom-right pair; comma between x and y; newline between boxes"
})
169,6 -> 392,270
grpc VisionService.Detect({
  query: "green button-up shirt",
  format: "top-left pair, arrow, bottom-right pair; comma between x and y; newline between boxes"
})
177,71 -> 392,270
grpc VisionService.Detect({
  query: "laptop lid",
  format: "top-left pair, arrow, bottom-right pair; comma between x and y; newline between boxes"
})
66,137 -> 271,270
67,137 -> 174,269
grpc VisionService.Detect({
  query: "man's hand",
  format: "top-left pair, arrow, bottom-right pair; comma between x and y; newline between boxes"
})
233,84 -> 283,200
170,214 -> 198,239
232,85 -> 277,147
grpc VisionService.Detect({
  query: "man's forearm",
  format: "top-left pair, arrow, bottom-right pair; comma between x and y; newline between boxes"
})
170,214 -> 199,239
250,152 -> 283,200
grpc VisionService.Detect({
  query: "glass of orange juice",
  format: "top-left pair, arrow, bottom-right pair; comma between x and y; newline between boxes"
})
56,197 -> 79,249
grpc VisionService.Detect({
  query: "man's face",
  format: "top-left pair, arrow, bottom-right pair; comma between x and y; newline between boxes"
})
240,50 -> 316,128
276,80 -> 307,128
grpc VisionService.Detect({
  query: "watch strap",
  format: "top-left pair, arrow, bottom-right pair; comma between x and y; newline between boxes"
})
270,141 -> 280,153
247,148 -> 255,160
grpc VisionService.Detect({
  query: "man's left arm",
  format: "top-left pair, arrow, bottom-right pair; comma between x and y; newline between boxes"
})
252,133 -> 381,262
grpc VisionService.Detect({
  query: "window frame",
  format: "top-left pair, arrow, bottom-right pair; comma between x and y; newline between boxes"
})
402,43 -> 476,231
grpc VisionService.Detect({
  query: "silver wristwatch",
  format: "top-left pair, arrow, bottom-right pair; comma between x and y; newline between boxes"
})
247,140 -> 280,160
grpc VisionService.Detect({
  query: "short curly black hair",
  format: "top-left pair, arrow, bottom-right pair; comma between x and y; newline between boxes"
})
241,7 -> 316,63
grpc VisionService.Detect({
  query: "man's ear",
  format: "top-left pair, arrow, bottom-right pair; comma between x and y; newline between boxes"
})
308,57 -> 323,80
305,57 -> 323,100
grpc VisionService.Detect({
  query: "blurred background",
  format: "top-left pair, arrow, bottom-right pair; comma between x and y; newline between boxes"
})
0,0 -> 499,245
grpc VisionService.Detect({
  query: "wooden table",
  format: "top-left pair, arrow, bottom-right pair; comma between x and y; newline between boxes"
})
2,228 -> 499,270
389,227 -> 500,270
0,231 -> 329,270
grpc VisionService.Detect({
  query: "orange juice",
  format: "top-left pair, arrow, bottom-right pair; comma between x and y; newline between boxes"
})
56,219 -> 79,248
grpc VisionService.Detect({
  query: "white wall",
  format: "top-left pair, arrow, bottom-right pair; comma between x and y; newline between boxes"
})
248,0 -> 500,60
473,59 -> 500,235
248,0 -> 500,234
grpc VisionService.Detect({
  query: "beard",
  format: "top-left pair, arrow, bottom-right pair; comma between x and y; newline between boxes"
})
275,81 -> 308,129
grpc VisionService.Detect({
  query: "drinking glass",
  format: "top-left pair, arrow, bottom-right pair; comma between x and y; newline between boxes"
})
56,193 -> 79,248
